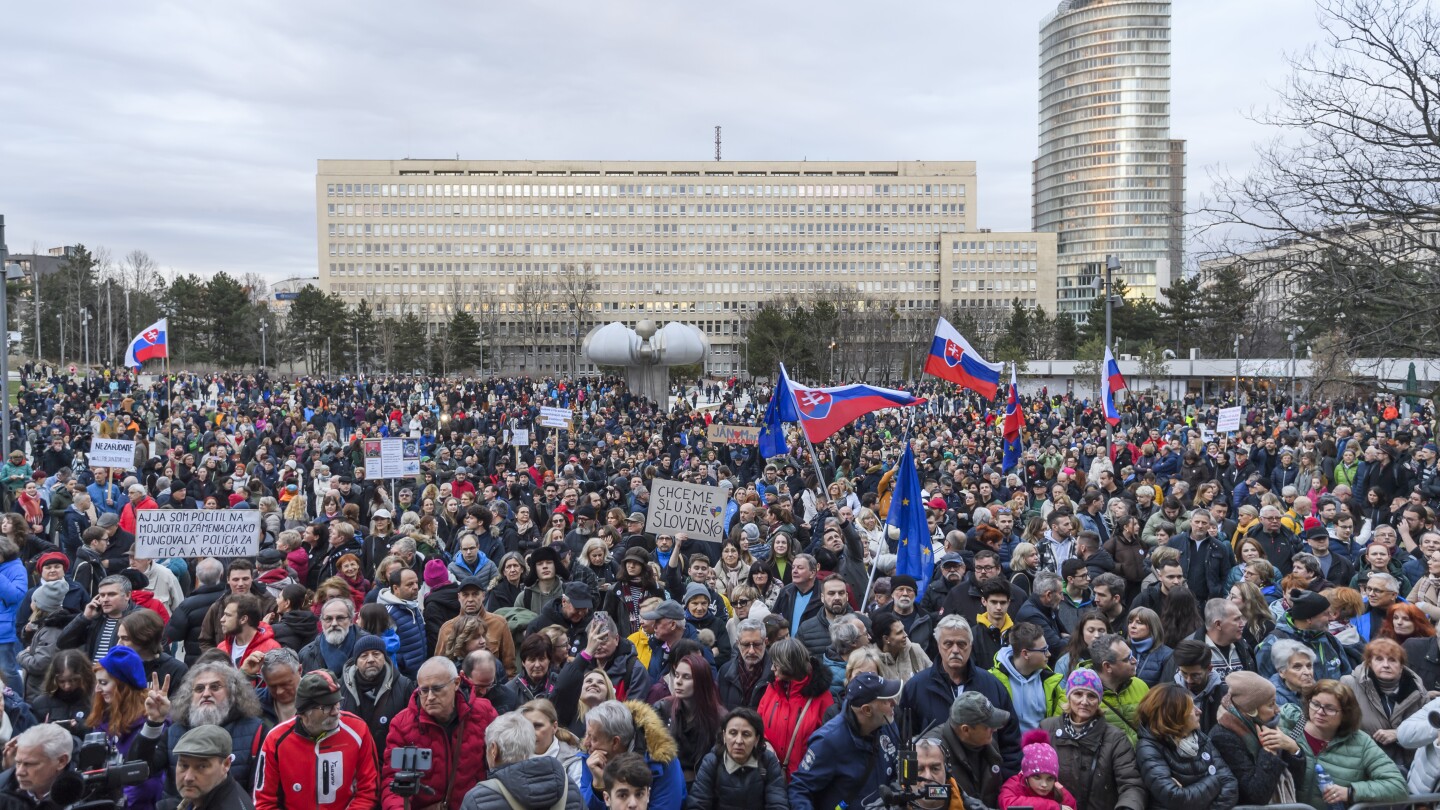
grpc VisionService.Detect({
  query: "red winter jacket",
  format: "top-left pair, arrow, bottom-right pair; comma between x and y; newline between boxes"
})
380,686 -> 498,810
255,710 -> 379,810
757,664 -> 835,776
217,622 -> 282,674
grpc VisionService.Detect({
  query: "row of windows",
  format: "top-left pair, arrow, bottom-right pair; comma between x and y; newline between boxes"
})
326,182 -> 968,200
327,240 -> 945,259
325,202 -> 965,218
953,240 -> 1039,254
329,221 -> 952,237
326,260 -> 944,278
331,278 -> 947,299
953,260 -> 1041,273
948,279 -> 1040,293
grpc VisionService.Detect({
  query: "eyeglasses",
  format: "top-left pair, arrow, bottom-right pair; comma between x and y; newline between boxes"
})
416,682 -> 455,696
1310,702 -> 1342,716
1025,648 -> 1050,656
733,598 -> 753,607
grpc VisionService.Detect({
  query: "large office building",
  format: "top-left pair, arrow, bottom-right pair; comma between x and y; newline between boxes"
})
1034,0 -> 1185,321
316,159 -> 1056,376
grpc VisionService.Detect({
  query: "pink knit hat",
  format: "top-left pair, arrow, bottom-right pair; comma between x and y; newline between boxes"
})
423,559 -> 451,589
1020,729 -> 1059,778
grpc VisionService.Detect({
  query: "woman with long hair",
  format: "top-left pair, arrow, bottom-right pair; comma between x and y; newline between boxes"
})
714,539 -> 752,601
90,647 -> 165,809
486,552 -> 528,611
655,652 -> 727,786
1380,601 -> 1436,646
1009,542 -> 1040,595
16,482 -> 45,537
1134,683 -> 1238,810
578,538 -> 617,593
871,612 -> 930,683
32,649 -> 95,734
1279,679 -> 1408,807
1228,581 -> 1275,649
685,707 -> 789,810
1227,537 -> 1273,589
746,564 -> 783,609
1160,585 -> 1203,648
1055,612 -> 1108,678
441,615 -> 492,664
768,533 -> 795,583
269,583 -> 316,650
602,547 -> 666,636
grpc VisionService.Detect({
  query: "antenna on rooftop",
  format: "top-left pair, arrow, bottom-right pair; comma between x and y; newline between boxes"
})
714,126 -> 722,162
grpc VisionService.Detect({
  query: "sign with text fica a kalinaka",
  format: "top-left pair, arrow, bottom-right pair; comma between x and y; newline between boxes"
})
135,509 -> 262,559
644,479 -> 728,543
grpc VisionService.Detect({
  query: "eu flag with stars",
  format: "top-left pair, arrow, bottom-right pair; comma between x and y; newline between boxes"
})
887,439 -> 933,597
757,370 -> 793,459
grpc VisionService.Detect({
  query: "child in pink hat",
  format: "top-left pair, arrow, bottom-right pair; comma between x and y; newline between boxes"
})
998,729 -> 1077,810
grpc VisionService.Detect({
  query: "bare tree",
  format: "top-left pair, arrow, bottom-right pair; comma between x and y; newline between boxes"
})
1195,0 -> 1440,423
509,267 -> 556,372
556,264 -> 598,375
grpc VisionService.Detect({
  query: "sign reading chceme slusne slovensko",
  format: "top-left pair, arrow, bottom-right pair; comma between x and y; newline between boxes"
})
644,479 -> 727,543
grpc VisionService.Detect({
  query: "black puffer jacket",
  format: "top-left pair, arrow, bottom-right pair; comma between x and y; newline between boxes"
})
683,744 -> 788,810
717,654 -> 772,710
163,583 -> 227,665
1134,727 -> 1239,810
269,609 -> 318,651
339,661 -> 415,755
423,582 -> 462,652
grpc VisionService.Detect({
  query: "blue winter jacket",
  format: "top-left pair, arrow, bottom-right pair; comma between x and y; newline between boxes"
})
0,558 -> 29,644
378,589 -> 426,677
788,707 -> 900,810
900,661 -> 1022,777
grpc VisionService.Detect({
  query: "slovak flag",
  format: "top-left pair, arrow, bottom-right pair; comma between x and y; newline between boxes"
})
923,317 -> 1003,399
1102,346 -> 1126,426
782,365 -> 925,443
1002,366 -> 1023,473
124,318 -> 169,370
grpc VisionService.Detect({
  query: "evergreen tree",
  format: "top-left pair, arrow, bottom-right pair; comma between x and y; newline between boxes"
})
394,312 -> 428,370
446,310 -> 482,372
204,272 -> 253,367
993,299 -> 1031,371
350,301 -> 380,374
1052,313 -> 1081,360
1198,266 -> 1252,357
1156,274 -> 1205,355
164,274 -> 211,366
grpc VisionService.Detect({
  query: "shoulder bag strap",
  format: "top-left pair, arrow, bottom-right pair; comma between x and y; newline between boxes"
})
783,697 -> 817,765
486,774 -> 569,810
1101,695 -> 1139,734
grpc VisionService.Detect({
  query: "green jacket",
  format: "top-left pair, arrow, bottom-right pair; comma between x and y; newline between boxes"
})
987,661 -> 1067,722
1278,702 -> 1409,809
1096,676 -> 1150,746
0,462 -> 30,494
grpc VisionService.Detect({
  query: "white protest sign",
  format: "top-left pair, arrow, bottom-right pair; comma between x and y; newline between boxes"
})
511,429 -> 530,447
1217,406 -> 1243,433
540,406 -> 573,423
135,509 -> 261,558
88,439 -> 136,469
644,479 -> 728,543
363,438 -> 420,479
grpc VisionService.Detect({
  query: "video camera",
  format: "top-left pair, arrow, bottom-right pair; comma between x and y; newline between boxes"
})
388,746 -> 434,801
51,732 -> 150,810
879,707 -> 952,808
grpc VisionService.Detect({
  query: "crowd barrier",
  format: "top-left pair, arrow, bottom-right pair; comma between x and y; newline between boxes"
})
1237,795 -> 1440,810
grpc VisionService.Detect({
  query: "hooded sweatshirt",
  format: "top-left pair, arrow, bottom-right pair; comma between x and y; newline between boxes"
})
991,647 -> 1052,734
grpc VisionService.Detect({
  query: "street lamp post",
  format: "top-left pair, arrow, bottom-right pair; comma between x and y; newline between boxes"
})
57,314 -> 64,368
829,340 -> 837,383
259,320 -> 267,370
1288,329 -> 1299,403
1094,255 -> 1122,458
1234,334 -> 1242,406
80,308 -> 90,375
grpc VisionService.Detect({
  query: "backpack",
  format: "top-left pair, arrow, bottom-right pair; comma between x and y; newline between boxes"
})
495,606 -> 538,660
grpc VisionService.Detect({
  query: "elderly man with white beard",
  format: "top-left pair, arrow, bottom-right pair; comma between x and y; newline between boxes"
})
127,662 -> 271,797
298,598 -> 367,677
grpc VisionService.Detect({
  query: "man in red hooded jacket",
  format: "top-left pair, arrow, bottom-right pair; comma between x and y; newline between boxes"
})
382,656 -> 498,810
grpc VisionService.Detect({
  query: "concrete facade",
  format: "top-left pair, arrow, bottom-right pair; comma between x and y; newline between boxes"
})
316,159 -> 1056,375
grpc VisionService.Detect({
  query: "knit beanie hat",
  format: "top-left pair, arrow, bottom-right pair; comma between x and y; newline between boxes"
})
352,633 -> 388,659
1064,667 -> 1102,697
1225,670 -> 1276,714
31,578 -> 69,614
1020,729 -> 1059,778
423,559 -> 451,590
99,646 -> 148,691
1288,588 -> 1330,622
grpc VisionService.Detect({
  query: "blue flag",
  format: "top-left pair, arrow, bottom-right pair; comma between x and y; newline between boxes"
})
757,371 -> 793,459
1002,366 -> 1023,474
887,439 -> 933,597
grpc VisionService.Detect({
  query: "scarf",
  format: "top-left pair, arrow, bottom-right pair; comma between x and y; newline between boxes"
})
1175,732 -> 1201,758
1131,635 -> 1154,654
1056,712 -> 1101,741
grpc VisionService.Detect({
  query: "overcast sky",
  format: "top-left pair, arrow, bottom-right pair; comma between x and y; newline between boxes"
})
1,1 -> 1325,284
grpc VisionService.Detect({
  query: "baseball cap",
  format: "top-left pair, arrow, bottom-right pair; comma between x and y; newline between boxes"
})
173,725 -> 233,758
563,581 -> 594,610
626,511 -> 645,523
640,600 -> 685,622
96,513 -> 119,529
949,691 -> 1010,729
295,671 -> 343,713
939,553 -> 965,568
845,672 -> 902,706
373,508 -> 392,520
458,576 -> 488,592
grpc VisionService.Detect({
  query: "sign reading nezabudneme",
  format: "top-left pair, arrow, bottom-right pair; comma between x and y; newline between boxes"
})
644,479 -> 728,543
88,439 -> 136,469
135,510 -> 262,558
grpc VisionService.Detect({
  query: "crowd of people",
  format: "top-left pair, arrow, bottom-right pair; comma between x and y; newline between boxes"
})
0,365 -> 1433,810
